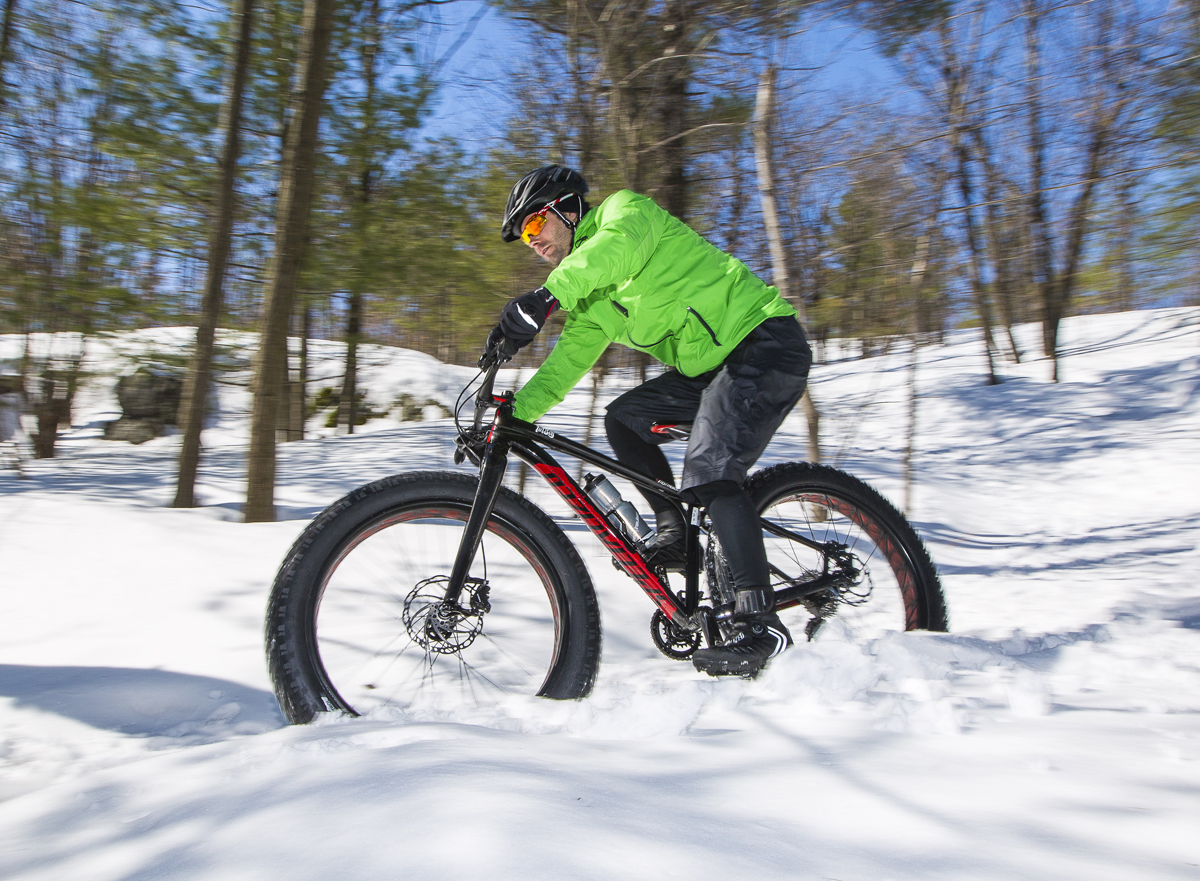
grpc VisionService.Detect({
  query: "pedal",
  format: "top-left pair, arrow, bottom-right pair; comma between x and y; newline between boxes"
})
804,616 -> 825,642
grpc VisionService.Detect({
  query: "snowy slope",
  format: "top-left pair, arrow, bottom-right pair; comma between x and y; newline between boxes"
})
1,309 -> 1198,880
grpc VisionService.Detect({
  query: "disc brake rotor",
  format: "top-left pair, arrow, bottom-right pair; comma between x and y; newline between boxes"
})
403,576 -> 490,655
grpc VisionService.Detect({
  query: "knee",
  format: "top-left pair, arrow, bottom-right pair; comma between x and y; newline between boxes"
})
603,409 -> 628,444
680,479 -> 741,508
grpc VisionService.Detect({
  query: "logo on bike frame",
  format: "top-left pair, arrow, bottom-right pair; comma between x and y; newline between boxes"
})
533,463 -> 677,613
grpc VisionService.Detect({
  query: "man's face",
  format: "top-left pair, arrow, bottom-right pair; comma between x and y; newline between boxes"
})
522,209 -> 577,267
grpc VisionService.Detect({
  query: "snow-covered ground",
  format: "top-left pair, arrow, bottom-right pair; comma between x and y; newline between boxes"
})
1,309 -> 1198,880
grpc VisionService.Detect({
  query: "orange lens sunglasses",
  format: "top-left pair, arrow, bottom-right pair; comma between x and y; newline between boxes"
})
520,195 -> 572,244
520,211 -> 550,244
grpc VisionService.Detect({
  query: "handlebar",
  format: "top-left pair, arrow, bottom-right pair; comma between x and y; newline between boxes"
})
473,357 -> 502,431
453,339 -> 515,465
476,332 -> 524,417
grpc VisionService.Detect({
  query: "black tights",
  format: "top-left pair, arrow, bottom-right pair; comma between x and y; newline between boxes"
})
604,412 -> 770,595
605,413 -> 676,519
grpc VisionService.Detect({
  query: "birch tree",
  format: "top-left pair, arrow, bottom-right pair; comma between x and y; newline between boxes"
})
753,60 -> 820,462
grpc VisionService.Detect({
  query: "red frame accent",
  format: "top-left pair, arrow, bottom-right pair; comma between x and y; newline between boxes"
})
533,463 -> 679,617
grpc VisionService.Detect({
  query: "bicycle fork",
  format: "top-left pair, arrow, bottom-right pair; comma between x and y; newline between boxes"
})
443,435 -> 510,607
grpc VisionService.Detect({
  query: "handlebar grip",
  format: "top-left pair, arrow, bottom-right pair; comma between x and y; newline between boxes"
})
472,353 -> 502,430
479,336 -> 520,369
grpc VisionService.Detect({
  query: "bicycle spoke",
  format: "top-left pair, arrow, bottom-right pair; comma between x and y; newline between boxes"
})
313,510 -> 560,715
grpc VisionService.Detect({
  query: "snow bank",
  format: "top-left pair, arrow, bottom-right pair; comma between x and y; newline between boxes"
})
2,309 -> 1199,880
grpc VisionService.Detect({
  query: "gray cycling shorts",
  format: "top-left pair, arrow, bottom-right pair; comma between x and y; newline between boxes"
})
606,316 -> 811,491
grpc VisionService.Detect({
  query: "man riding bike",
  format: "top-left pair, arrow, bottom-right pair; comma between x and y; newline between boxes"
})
487,165 -> 812,677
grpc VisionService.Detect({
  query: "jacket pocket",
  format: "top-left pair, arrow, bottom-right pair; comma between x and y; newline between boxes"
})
687,307 -> 722,346
621,300 -> 680,349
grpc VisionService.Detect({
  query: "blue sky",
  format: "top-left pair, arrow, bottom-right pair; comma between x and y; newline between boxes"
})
415,1 -> 900,149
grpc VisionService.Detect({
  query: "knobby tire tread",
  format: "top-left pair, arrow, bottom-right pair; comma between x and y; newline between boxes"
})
746,462 -> 948,632
265,470 -> 601,724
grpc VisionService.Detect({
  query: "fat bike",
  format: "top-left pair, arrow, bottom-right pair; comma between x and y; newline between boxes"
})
265,353 -> 947,723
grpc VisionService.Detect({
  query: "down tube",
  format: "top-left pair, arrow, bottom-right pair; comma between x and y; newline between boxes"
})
512,443 -> 685,624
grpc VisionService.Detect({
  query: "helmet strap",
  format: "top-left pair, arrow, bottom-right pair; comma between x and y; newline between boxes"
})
547,194 -> 581,254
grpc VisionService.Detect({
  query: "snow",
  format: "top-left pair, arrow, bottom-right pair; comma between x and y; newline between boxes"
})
2,309 -> 1199,880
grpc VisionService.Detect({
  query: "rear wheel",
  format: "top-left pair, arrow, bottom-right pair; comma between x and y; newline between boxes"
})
266,471 -> 601,724
743,463 -> 947,641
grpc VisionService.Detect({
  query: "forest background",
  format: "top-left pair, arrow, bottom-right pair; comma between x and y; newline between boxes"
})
1,0 -> 1197,520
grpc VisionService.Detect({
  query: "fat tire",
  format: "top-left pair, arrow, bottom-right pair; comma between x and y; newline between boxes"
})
266,471 -> 601,724
744,462 -> 947,633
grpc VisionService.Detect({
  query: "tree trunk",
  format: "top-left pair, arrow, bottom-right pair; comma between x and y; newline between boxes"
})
954,140 -> 1001,385
1114,172 -> 1137,311
753,61 -> 821,463
338,0 -> 379,435
62,348 -> 82,428
174,0 -> 255,508
974,138 -> 1023,363
0,0 -> 18,109
592,0 -> 652,193
939,19 -> 999,385
903,232 -> 935,516
338,289 -> 361,432
656,0 -> 689,220
903,337 -> 919,516
33,372 -> 64,459
244,0 -> 336,523
299,297 -> 310,440
1025,0 -> 1124,382
1023,0 -> 1059,376
1043,123 -> 1108,382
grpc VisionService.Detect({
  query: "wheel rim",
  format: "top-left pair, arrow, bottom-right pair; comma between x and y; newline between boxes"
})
310,503 -> 564,717
760,489 -> 924,640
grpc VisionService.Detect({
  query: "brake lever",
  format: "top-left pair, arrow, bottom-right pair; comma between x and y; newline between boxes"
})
453,435 -> 480,466
479,335 -> 521,369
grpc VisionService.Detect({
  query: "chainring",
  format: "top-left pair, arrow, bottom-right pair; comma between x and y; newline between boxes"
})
650,609 -> 702,660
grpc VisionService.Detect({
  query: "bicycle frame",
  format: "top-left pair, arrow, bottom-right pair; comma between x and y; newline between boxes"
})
445,360 -> 845,638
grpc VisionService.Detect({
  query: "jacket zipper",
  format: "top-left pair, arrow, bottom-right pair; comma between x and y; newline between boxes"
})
613,302 -> 723,349
687,307 -> 722,346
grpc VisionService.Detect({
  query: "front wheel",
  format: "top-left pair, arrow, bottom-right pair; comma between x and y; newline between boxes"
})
744,463 -> 947,640
266,471 -> 601,724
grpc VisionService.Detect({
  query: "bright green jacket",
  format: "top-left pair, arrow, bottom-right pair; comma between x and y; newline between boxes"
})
513,190 -> 796,422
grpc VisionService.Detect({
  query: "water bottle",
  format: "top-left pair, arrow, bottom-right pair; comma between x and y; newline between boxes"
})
583,474 -> 654,545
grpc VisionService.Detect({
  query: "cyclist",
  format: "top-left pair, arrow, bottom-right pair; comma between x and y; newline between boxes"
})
487,165 -> 812,677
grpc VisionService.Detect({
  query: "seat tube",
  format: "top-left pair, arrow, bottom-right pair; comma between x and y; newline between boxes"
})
684,507 -> 700,613
445,436 -> 509,604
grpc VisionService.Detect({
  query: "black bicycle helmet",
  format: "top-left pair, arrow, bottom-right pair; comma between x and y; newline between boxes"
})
501,165 -> 589,242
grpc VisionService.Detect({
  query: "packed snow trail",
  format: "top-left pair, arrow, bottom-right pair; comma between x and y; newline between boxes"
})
1,309 -> 1198,880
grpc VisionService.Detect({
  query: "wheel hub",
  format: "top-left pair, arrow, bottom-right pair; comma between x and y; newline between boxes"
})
403,576 -> 490,655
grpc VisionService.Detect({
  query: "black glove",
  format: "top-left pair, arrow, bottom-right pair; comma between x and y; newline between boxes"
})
498,287 -> 557,345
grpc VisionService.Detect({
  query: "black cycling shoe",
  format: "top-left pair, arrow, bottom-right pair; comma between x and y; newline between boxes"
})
644,508 -> 686,572
644,538 -> 686,572
692,613 -> 793,678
